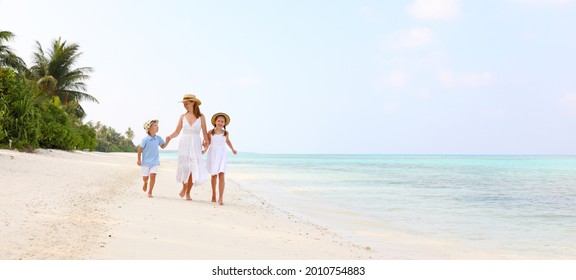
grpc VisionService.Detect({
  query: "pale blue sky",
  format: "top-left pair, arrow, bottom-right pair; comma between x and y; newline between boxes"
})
1,0 -> 575,154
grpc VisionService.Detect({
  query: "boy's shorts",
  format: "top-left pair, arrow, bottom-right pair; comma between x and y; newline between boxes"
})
141,165 -> 159,176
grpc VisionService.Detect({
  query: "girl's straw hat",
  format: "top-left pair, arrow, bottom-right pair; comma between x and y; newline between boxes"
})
143,119 -> 158,132
211,112 -> 230,126
180,94 -> 202,105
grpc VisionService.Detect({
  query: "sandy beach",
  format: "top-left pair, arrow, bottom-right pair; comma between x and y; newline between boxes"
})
0,149 -> 374,260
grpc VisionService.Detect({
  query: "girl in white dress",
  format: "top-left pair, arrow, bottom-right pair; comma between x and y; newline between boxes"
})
167,94 -> 210,200
205,112 -> 237,205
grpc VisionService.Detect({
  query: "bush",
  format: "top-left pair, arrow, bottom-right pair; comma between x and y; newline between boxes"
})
1,68 -> 101,151
38,103 -> 77,150
77,124 -> 97,151
0,68 -> 40,150
0,98 -> 6,143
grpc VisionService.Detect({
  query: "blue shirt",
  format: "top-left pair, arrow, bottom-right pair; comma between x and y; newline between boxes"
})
140,135 -> 165,167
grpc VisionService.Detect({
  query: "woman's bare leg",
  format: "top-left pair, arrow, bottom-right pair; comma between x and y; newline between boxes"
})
179,183 -> 186,198
185,174 -> 194,200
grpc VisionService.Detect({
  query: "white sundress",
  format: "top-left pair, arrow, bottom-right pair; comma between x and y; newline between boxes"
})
176,116 -> 209,185
206,133 -> 228,175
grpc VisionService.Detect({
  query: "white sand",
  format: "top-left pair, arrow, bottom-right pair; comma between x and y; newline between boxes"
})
0,149 -> 375,259
0,149 -> 136,259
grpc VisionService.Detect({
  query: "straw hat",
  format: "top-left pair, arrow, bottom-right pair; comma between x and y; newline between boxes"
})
211,112 -> 230,126
180,94 -> 202,105
143,119 -> 158,132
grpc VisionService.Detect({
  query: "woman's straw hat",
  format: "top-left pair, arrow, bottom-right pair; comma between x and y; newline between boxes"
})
211,112 -> 230,126
143,119 -> 158,132
180,94 -> 202,105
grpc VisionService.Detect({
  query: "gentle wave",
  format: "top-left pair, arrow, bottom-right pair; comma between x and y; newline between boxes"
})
160,151 -> 576,258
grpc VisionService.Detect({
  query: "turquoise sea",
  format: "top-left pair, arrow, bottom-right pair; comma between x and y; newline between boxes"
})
160,151 -> 576,259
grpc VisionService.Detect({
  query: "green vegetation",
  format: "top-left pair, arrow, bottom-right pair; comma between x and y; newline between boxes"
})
90,122 -> 137,152
0,30 -> 135,152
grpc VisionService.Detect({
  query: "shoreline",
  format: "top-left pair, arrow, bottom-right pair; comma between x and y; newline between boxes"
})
0,149 -> 374,259
90,158 -> 375,259
4,149 -> 565,260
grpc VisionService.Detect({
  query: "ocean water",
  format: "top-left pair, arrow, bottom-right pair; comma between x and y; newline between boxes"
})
160,151 -> 576,259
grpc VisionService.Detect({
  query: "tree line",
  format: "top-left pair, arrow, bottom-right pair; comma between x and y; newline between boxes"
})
0,30 -> 136,152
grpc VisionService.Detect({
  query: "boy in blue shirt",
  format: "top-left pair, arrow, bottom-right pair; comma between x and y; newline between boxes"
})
137,119 -> 171,198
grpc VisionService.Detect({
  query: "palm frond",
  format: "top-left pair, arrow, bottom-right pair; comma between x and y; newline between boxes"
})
0,30 -> 27,72
60,89 -> 99,104
31,37 -> 98,111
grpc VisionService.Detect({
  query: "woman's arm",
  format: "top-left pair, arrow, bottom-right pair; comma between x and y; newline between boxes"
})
168,115 -> 184,139
201,115 -> 209,148
202,131 -> 212,154
205,129 -> 212,146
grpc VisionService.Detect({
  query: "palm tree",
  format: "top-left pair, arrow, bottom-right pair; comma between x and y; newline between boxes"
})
0,30 -> 27,73
126,127 -> 135,141
31,37 -> 98,119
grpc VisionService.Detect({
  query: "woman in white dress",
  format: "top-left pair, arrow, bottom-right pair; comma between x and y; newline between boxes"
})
167,94 -> 210,200
205,112 -> 237,205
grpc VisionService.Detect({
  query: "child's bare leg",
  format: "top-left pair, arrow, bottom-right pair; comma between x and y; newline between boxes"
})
148,173 -> 156,198
142,176 -> 149,192
185,174 -> 193,200
211,175 -> 217,202
218,172 -> 225,205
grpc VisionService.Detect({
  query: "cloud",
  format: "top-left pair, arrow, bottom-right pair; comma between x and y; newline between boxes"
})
383,102 -> 399,113
388,71 -> 408,88
372,70 -> 409,91
509,0 -> 572,5
560,93 -> 576,116
385,27 -> 434,49
407,0 -> 462,20
436,70 -> 494,87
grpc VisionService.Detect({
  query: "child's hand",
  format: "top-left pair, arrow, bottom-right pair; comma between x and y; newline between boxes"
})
137,160 -> 142,166
201,149 -> 207,155
232,149 -> 237,155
